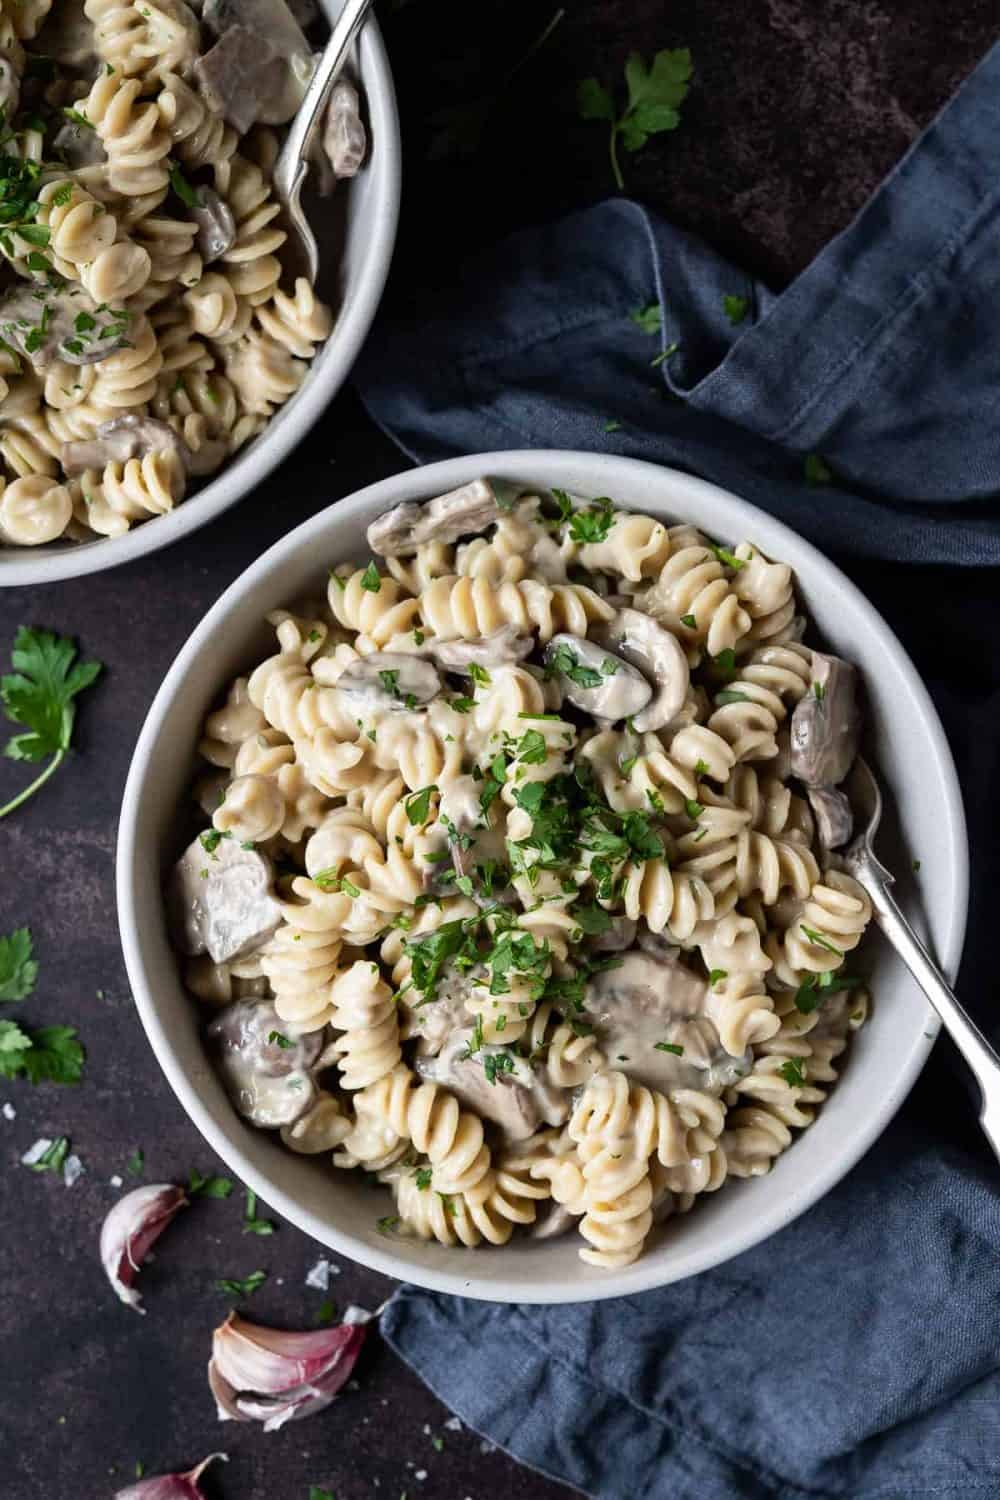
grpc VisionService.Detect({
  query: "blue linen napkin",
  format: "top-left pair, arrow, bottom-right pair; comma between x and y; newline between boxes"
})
355,39 -> 1000,1500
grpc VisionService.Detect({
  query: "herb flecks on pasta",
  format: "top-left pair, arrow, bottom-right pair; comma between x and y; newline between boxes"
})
0,0 -> 367,549
167,478 -> 873,1268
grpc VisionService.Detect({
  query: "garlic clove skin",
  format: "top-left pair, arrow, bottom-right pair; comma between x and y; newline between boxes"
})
208,1311 -> 368,1430
114,1452 -> 227,1499
100,1184 -> 187,1313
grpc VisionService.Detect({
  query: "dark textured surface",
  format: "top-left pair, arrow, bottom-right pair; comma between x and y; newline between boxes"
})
1,2 -> 998,1497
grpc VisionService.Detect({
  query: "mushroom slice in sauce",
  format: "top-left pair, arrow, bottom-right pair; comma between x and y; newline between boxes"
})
587,915 -> 637,954
63,412 -> 227,479
806,785 -> 854,851
207,999 -> 321,1127
366,478 -> 500,558
436,775 -> 511,904
593,609 -> 690,732
168,833 -> 282,964
335,652 -> 441,715
0,284 -> 130,368
0,50 -> 20,118
201,0 -> 314,125
52,117 -> 106,168
190,186 -> 236,262
323,79 -> 367,179
584,949 -> 748,1092
543,633 -> 651,722
415,1028 -> 567,1144
428,627 -> 533,674
790,652 -> 861,787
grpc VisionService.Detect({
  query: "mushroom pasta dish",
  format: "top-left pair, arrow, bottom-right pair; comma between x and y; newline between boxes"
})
168,479 -> 874,1268
0,0 -> 366,547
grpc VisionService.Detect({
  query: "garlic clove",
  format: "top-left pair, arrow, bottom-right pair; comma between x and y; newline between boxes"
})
114,1451 -> 227,1498
100,1184 -> 187,1313
208,1311 -> 368,1430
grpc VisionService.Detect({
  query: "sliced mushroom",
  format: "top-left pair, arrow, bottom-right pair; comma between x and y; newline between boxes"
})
52,117 -> 106,168
168,833 -> 282,964
584,949 -> 747,1092
323,79 -> 366,179
62,413 -> 227,479
587,915 -> 637,953
35,0 -> 96,68
593,609 -> 690,732
415,1028 -> 567,1143
207,999 -> 321,1127
0,50 -> 20,118
0,284 -> 130,368
190,186 -> 236,262
201,0 -> 314,125
543,633 -> 651,722
789,652 -> 861,786
366,479 -> 500,558
806,785 -> 854,851
335,652 -> 441,715
404,967 -> 476,1057
428,626 -> 533,674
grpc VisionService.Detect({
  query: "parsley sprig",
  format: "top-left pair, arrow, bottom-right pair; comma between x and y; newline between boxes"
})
578,49 -> 693,190
1,628 -> 102,819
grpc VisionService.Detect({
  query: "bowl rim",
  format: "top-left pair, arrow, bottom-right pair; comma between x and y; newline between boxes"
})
117,450 -> 969,1302
0,15 -> 401,588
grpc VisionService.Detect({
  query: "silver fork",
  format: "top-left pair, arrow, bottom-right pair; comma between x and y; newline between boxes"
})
844,757 -> 1000,1157
272,0 -> 375,286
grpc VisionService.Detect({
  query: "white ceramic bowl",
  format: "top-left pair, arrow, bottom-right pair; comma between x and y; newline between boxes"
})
117,451 -> 968,1303
0,12 -> 400,587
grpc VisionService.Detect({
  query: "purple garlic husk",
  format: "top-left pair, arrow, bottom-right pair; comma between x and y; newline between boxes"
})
100,1184 -> 188,1313
113,1451 -> 227,1498
208,1311 -> 368,1431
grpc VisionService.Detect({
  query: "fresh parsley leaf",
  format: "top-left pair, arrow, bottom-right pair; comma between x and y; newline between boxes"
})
650,340 -> 680,368
573,902 -> 612,936
449,696 -> 474,713
126,1148 -> 144,1175
0,927 -> 37,1001
468,662 -> 491,686
680,612 -> 697,628
549,487 -> 575,525
800,924 -> 843,957
376,1215 -> 399,1235
414,1166 -> 433,1191
199,828 -> 228,855
707,543 -> 744,571
168,160 -> 201,207
654,1041 -> 684,1055
578,48 -> 693,189
26,1135 -> 70,1173
793,969 -> 859,1014
711,647 -> 738,681
0,628 -> 102,820
359,561 -> 381,592
683,798 -> 703,820
567,498 -> 616,545
813,680 -> 825,701
603,419 -> 622,433
406,785 -> 436,825
482,1049 -> 517,1085
707,968 -> 728,988
268,1030 -> 293,1049
629,302 -> 662,334
217,1269 -> 268,1298
243,1186 -> 276,1236
723,294 -> 749,325
513,728 -> 548,765
62,107 -> 93,130
778,1058 -> 806,1087
0,1023 -> 84,1084
694,759 -> 710,776
309,1488 -> 334,1500
546,643 -> 603,689
804,453 -> 833,486
715,689 -> 749,706
315,1299 -> 336,1324
188,1169 -> 233,1198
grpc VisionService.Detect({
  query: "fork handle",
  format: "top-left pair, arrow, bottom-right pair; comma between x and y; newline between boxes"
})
273,0 -> 375,209
856,860 -> 1000,1160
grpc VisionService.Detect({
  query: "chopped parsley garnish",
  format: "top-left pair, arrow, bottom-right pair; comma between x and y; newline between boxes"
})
793,969 -> 859,1014
378,668 -> 400,697
359,561 -> 381,592
513,728 -> 548,765
654,1041 -> 684,1055
680,612 -> 697,628
813,680 -> 825,701
683,798 -> 703,820
199,828 -> 229,855
711,647 -> 737,681
62,108 -> 94,130
188,1169 -> 234,1198
567,497 -> 616,545
376,1215 -> 399,1235
25,1135 -> 69,1173
573,903 -> 612,936
800,924 -> 843,957
126,1149 -> 144,1175
546,642 -> 604,689
804,453 -> 833,486
629,303 -> 662,334
168,159 -> 201,208
723,294 -> 749,325
694,759 -> 710,776
715,689 -> 749,706
243,1186 -> 276,1236
217,1269 -> 268,1298
0,1022 -> 84,1084
778,1058 -> 806,1087
268,1030 -> 293,1049
708,969 -> 727,988
405,785 -> 436,825
414,1167 -> 433,1191
482,1049 -> 517,1085
450,696 -> 474,713
708,543 -> 744,571
468,663 -> 491,685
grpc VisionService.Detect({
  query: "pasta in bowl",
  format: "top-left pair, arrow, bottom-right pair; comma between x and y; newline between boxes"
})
0,0 -> 399,583
118,452 -> 967,1300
